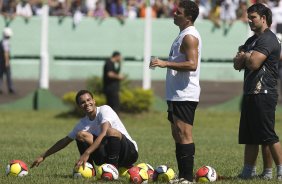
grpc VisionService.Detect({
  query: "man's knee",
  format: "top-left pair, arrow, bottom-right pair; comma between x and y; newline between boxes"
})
171,124 -> 193,143
106,128 -> 122,139
76,131 -> 90,142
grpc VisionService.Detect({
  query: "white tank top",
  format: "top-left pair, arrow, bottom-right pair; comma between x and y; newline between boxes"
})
166,26 -> 201,101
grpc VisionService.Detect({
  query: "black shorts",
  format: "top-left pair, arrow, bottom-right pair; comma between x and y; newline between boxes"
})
167,101 -> 198,125
118,134 -> 138,167
239,94 -> 279,144
76,134 -> 138,167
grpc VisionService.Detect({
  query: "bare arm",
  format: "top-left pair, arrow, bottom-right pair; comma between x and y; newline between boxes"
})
150,34 -> 199,71
107,71 -> 124,80
75,122 -> 110,167
31,136 -> 73,168
4,51 -> 10,67
244,51 -> 267,70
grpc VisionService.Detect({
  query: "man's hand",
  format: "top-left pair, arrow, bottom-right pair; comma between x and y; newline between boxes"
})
150,58 -> 167,68
5,62 -> 10,68
75,152 -> 90,169
233,51 -> 246,70
118,74 -> 125,80
31,156 -> 44,168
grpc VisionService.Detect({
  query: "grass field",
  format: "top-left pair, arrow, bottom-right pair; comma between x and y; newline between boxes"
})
1,109 -> 282,183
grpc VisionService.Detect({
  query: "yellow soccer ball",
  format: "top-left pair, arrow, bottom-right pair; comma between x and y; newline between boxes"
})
73,162 -> 95,178
6,160 -> 28,177
153,165 -> 175,182
136,163 -> 154,181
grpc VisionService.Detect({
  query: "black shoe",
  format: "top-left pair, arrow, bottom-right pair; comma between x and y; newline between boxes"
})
8,89 -> 15,94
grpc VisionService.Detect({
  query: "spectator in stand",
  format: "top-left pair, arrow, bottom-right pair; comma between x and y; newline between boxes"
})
30,0 -> 43,16
16,0 -> 33,23
154,0 -> 166,18
165,0 -> 178,17
0,0 -> 17,26
126,0 -> 138,19
108,0 -> 126,24
138,0 -> 157,18
220,0 -> 238,35
271,0 -> 282,34
49,0 -> 70,24
86,0 -> 97,16
236,0 -> 248,23
70,0 -> 87,29
92,0 -> 109,20
195,0 -> 209,19
209,0 -> 222,31
256,0 -> 269,6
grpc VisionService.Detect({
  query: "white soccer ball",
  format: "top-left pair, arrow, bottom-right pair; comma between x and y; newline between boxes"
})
96,163 -> 119,180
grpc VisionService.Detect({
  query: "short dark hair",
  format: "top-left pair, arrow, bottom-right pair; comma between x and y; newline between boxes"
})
112,51 -> 121,57
247,3 -> 272,27
75,90 -> 93,105
179,0 -> 199,23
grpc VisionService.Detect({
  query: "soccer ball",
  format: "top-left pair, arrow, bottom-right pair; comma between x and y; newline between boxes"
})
136,163 -> 154,181
153,165 -> 175,182
96,163 -> 119,181
195,166 -> 217,182
73,162 -> 95,178
125,166 -> 149,184
6,160 -> 28,177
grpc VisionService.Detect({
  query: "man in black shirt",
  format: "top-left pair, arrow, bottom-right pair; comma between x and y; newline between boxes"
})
233,3 -> 282,180
103,51 -> 124,113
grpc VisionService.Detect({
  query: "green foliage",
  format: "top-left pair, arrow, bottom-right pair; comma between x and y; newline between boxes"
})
86,76 -> 103,95
120,88 -> 153,113
85,75 -> 130,95
63,76 -> 153,115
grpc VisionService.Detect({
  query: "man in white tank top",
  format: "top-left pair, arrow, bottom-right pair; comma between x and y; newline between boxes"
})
150,0 -> 201,183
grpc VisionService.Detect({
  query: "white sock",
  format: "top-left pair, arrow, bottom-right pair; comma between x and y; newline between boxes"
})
262,168 -> 272,178
277,165 -> 282,176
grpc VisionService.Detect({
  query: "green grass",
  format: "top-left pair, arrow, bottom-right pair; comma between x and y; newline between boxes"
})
1,110 -> 282,183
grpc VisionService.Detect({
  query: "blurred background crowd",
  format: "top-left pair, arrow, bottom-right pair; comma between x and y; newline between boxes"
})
0,0 -> 280,23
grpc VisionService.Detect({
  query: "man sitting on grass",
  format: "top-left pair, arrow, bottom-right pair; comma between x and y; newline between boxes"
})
31,89 -> 138,169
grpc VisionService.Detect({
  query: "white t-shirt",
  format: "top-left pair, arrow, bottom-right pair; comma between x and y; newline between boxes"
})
166,26 -> 202,101
16,3 -> 33,17
2,38 -> 10,52
68,105 -> 138,151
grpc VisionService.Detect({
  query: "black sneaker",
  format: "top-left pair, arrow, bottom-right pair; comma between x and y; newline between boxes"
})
8,89 -> 15,94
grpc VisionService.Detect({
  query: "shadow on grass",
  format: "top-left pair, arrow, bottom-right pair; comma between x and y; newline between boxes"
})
54,110 -> 82,119
52,173 -> 73,179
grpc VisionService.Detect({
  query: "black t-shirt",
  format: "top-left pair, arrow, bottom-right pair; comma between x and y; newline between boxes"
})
103,59 -> 120,92
242,29 -> 281,95
0,40 -> 5,68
